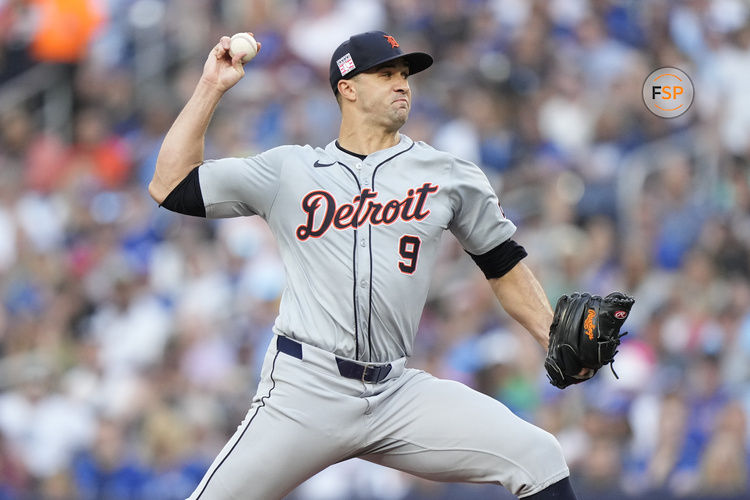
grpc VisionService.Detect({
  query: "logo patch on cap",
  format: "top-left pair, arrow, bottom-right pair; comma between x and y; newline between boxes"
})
337,53 -> 356,76
384,35 -> 399,48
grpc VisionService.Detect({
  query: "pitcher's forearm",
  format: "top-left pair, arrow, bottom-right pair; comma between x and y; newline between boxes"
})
489,262 -> 553,350
149,79 -> 225,203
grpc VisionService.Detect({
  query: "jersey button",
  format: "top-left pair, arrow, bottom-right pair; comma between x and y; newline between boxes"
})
362,178 -> 370,186
356,163 -> 363,169
360,279 -> 367,288
360,239 -> 366,247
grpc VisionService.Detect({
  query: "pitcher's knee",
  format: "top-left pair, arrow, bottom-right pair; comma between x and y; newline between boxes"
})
510,428 -> 570,497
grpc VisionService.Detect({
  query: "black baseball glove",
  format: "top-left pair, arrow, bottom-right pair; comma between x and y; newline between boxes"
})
544,292 -> 635,389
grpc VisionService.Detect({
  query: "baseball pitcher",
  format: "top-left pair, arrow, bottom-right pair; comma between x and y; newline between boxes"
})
149,30 -> 633,500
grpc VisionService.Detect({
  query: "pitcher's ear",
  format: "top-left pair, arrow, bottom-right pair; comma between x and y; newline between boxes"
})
338,78 -> 357,102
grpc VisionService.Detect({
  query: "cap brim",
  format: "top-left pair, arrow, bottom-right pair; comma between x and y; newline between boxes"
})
357,51 -> 433,77
401,52 -> 433,75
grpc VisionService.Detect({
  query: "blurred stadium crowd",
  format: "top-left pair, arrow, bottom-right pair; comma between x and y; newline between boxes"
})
0,0 -> 749,499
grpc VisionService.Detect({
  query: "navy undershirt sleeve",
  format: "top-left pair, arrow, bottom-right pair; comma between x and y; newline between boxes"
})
160,166 -> 206,217
467,239 -> 528,279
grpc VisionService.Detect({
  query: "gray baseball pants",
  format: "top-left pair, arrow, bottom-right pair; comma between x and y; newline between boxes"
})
187,335 -> 569,499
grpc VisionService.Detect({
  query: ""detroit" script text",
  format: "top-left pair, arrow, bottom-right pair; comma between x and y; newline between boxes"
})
296,183 -> 439,240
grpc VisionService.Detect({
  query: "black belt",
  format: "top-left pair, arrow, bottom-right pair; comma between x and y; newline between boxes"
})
277,336 -> 393,383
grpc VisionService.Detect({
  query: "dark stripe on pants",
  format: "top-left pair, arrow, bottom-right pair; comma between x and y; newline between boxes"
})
195,350 -> 281,498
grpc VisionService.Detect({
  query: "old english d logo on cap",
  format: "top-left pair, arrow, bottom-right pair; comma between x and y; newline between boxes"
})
384,35 -> 399,48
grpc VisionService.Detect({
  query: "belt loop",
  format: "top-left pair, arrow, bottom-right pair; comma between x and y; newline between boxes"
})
377,364 -> 392,382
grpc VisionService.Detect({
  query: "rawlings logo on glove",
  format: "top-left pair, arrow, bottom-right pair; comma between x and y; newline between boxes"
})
544,292 -> 635,389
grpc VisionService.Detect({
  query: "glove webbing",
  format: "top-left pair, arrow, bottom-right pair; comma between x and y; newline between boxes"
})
602,330 -> 628,379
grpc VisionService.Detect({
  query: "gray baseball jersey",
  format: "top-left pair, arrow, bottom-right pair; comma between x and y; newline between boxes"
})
186,134 -> 570,500
199,134 -> 515,362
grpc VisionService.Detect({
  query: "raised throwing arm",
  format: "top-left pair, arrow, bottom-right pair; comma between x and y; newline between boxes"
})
148,34 -> 261,204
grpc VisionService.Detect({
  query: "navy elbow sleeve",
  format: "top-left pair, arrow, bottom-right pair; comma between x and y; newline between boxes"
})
467,239 -> 528,279
160,166 -> 206,217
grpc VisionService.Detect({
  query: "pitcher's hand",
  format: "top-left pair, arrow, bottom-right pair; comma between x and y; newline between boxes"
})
200,33 -> 262,93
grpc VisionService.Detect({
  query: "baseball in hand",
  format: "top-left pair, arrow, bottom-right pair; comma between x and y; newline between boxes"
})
229,33 -> 258,63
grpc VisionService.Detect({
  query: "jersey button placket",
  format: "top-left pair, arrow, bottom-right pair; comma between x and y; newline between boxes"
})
355,162 -> 372,358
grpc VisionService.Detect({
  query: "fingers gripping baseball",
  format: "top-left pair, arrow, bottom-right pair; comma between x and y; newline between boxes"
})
201,33 -> 262,92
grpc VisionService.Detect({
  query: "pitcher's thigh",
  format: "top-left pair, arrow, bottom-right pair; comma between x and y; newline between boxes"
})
366,372 -> 569,498
187,353 -> 353,500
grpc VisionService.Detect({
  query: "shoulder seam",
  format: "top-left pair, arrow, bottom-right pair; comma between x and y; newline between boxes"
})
265,148 -> 295,218
447,153 -> 458,223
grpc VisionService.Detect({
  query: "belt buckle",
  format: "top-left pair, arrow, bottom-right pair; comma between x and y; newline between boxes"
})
361,364 -> 371,383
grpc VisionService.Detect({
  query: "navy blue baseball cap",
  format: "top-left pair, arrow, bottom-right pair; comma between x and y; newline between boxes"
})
329,31 -> 433,93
